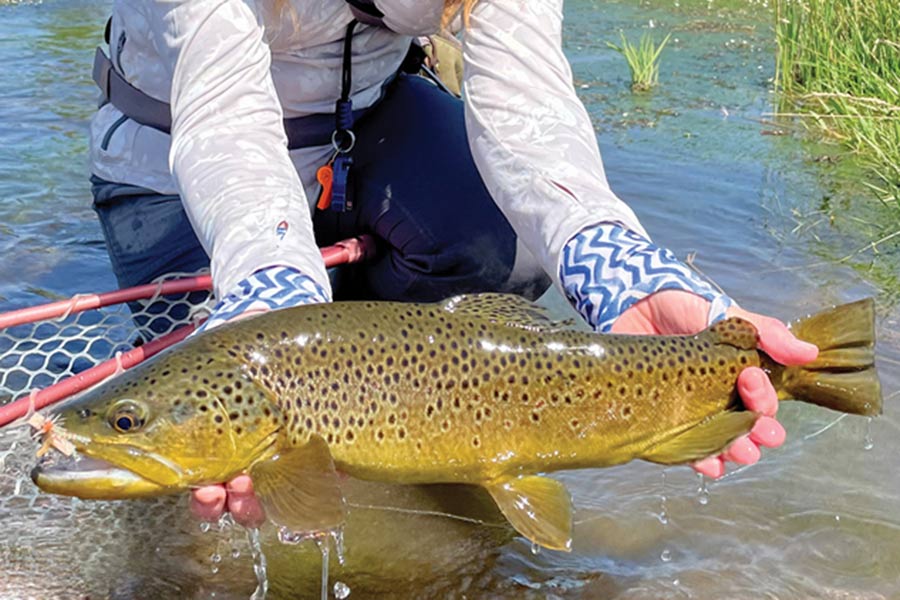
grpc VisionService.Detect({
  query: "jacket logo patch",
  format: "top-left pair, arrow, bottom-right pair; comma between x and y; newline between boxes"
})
276,220 -> 289,240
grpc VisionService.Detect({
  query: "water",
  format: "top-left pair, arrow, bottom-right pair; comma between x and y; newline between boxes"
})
2,0 -> 900,598
695,474 -> 710,506
248,528 -> 269,600
333,581 -> 351,600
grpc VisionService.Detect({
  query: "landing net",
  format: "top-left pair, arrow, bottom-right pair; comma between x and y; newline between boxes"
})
0,271 -> 213,401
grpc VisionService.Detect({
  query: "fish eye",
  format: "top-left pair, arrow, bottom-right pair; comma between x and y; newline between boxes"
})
108,401 -> 146,434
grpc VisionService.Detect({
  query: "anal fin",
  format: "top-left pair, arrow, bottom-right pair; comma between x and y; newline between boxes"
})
249,435 -> 345,534
484,475 -> 573,552
642,411 -> 757,465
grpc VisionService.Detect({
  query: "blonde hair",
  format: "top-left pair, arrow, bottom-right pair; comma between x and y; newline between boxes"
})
443,0 -> 478,28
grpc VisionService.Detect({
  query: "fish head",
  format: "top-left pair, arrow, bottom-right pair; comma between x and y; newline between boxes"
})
31,347 -> 282,500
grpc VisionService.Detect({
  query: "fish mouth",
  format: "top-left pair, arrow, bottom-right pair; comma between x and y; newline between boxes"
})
31,452 -> 169,499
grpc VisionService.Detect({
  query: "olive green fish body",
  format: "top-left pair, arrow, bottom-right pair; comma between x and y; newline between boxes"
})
33,295 -> 881,551
195,303 -> 756,483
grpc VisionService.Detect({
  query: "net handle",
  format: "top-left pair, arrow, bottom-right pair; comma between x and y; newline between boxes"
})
0,235 -> 376,429
0,236 -> 376,329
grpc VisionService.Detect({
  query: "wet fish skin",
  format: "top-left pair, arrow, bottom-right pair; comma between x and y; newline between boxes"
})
31,295 -> 881,550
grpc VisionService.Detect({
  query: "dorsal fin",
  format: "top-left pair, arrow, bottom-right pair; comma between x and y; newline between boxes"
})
704,317 -> 758,350
441,294 -> 574,333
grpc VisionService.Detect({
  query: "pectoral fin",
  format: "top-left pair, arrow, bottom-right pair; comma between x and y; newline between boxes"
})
249,435 -> 345,533
642,411 -> 757,465
485,475 -> 573,552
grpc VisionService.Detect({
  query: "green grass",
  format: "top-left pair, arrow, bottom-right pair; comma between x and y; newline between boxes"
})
606,31 -> 672,92
773,0 -> 900,208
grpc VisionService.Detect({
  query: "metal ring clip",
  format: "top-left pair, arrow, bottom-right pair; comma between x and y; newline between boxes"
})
331,129 -> 356,154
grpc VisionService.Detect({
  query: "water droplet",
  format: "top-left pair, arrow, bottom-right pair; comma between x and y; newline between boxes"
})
317,537 -> 331,600
217,512 -> 235,530
211,552 -> 222,564
863,417 -> 874,451
835,514 -> 841,522
247,528 -> 269,600
330,528 -> 346,566
673,578 -> 680,587
231,548 -> 241,559
661,548 -> 672,562
530,542 -> 542,555
278,527 -> 306,545
658,470 -> 669,525
696,473 -> 710,506
211,565 -> 219,575
199,522 -> 211,534
333,581 -> 351,599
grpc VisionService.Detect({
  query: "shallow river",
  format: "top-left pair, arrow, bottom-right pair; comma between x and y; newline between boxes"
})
1,0 -> 899,598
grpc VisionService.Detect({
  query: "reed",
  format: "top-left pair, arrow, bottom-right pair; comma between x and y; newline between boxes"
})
607,31 -> 672,92
773,0 -> 900,207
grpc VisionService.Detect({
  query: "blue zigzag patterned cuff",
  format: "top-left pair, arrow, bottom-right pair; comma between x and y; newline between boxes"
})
200,266 -> 330,332
560,223 -> 733,332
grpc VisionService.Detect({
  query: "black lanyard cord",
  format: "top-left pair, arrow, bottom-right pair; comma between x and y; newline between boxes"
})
335,20 -> 358,135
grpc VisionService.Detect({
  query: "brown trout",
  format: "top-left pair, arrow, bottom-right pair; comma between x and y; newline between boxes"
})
31,294 -> 881,551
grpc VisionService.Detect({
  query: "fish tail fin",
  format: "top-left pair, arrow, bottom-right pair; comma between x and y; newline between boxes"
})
778,298 -> 881,416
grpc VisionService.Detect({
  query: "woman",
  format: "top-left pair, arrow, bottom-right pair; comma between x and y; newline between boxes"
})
87,0 -> 816,525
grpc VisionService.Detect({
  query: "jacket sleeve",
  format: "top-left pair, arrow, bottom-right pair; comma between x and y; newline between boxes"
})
145,0 -> 331,301
461,0 -> 649,290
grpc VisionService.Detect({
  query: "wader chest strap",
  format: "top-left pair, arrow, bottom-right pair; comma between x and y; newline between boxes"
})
91,47 -> 380,149
93,47 -> 173,133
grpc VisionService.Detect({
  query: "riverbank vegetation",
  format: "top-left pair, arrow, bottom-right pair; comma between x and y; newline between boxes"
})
607,32 -> 672,92
773,0 -> 900,208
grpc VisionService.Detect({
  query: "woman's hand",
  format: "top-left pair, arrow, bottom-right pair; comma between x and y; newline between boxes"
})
611,289 -> 819,478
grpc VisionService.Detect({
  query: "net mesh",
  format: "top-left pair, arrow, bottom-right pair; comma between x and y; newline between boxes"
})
0,272 -> 214,402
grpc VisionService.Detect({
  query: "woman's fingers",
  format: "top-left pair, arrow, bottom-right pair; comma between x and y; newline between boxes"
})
692,455 -> 725,478
749,416 -> 786,448
189,477 -> 265,528
190,485 -> 227,521
737,366 -> 779,417
225,475 -> 266,528
728,307 -> 819,366
722,434 -> 761,465
693,415 -> 786,478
